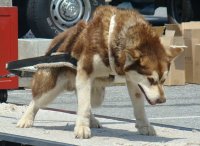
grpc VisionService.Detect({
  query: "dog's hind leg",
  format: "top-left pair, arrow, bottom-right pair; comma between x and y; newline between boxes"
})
90,84 -> 105,129
17,68 -> 70,128
89,76 -> 115,128
126,80 -> 156,136
90,111 -> 102,128
91,75 -> 114,108
17,100 -> 39,128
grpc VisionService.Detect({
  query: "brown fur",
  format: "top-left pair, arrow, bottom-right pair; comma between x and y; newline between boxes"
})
32,5 -> 170,98
46,20 -> 87,55
32,67 -> 76,97
46,6 -> 169,76
18,6 -> 184,139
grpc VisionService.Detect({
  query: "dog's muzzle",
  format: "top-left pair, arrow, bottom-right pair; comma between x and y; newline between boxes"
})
156,97 -> 166,104
138,84 -> 166,105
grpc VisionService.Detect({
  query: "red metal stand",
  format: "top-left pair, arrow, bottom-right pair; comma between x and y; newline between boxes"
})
0,7 -> 18,90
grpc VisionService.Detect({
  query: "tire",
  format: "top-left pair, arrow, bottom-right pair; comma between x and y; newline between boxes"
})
0,90 -> 8,103
27,0 -> 105,38
13,0 -> 30,38
167,0 -> 193,23
190,1 -> 200,20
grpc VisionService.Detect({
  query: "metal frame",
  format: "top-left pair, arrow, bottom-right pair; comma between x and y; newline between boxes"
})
0,132 -> 75,146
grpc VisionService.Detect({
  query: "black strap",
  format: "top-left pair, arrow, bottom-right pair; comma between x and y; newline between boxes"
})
6,54 -> 77,77
45,40 -> 64,56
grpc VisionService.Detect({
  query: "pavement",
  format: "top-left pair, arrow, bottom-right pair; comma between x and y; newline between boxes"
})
0,103 -> 200,146
6,84 -> 200,131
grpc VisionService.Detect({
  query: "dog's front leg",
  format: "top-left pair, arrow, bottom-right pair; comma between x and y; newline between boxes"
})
74,70 -> 93,139
126,80 -> 156,136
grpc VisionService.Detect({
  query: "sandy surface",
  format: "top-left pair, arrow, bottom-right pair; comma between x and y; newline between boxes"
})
0,103 -> 200,146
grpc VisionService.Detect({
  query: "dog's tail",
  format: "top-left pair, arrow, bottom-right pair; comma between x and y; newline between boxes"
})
45,20 -> 87,56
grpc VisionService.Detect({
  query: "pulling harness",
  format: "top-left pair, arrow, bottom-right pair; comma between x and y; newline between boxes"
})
3,15 -> 117,78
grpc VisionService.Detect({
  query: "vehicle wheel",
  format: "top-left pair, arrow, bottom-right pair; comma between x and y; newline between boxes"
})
13,0 -> 30,38
27,0 -> 105,38
0,90 -> 8,103
167,0 -> 193,23
190,1 -> 200,20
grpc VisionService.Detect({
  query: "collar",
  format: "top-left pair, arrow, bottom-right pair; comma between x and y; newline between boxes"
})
108,15 -> 117,75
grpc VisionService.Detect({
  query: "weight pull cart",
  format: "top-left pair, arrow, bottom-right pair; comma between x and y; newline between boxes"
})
0,53 -> 77,103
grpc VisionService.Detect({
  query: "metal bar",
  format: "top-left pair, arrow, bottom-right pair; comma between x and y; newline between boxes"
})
0,73 -> 16,79
0,132 -> 76,146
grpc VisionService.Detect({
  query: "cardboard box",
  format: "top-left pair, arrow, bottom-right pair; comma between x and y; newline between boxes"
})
162,38 -> 185,86
181,22 -> 200,83
193,44 -> 200,84
165,24 -> 182,36
183,29 -> 200,83
161,24 -> 186,86
182,22 -> 200,33
154,24 -> 186,85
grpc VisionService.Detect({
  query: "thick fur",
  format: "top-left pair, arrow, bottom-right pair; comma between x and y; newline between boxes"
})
17,6 -> 183,139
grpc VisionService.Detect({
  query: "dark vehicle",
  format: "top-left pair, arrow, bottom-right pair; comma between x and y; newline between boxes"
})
12,0 -> 200,38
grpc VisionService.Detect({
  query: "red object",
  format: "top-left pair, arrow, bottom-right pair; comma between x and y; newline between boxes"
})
0,7 -> 18,89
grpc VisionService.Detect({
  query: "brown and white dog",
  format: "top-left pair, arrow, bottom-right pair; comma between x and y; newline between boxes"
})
17,6 -> 183,139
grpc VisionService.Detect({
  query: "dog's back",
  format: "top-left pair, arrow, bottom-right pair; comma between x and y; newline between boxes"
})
45,20 -> 87,56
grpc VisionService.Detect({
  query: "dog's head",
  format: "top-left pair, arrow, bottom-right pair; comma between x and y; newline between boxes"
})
124,44 -> 183,105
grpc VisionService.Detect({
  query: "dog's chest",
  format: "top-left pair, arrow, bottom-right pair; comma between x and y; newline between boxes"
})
92,54 -> 112,77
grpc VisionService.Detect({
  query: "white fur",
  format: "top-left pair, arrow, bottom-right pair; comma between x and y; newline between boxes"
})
74,55 -> 114,138
17,14 -> 170,138
149,71 -> 159,82
125,70 -> 147,83
108,15 -> 117,75
92,54 -> 115,108
150,71 -> 168,83
126,79 -> 156,135
17,57 -> 161,138
125,70 -> 163,104
17,101 -> 39,128
92,54 -> 111,77
74,67 -> 92,138
139,84 -> 160,103
17,73 -> 69,128
161,71 -> 168,81
138,71 -> 160,103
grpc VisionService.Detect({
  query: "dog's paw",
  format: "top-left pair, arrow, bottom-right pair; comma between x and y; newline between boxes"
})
136,124 -> 156,136
17,118 -> 33,128
90,117 -> 102,128
74,126 -> 91,139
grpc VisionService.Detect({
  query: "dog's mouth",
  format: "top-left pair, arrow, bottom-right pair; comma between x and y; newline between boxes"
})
138,84 -> 155,105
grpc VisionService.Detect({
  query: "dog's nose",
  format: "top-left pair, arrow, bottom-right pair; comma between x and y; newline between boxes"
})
156,98 -> 166,104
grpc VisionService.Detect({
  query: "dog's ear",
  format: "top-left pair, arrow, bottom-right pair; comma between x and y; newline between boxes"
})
124,49 -> 141,67
166,45 -> 185,61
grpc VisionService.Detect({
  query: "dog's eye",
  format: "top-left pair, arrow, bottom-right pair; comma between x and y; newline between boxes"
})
160,78 -> 166,84
138,67 -> 152,76
148,77 -> 157,85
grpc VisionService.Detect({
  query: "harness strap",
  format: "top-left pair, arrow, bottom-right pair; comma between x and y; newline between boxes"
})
6,54 -> 77,77
45,40 -> 64,56
108,15 -> 117,75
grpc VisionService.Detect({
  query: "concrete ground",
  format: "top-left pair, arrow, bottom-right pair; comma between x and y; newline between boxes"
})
0,103 -> 200,146
6,84 -> 200,131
